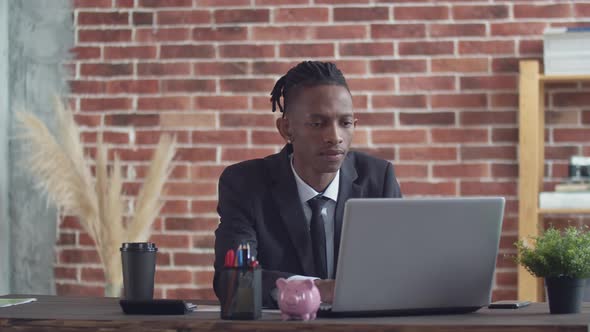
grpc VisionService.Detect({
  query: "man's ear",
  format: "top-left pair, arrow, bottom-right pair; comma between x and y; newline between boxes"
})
353,118 -> 358,129
276,117 -> 292,143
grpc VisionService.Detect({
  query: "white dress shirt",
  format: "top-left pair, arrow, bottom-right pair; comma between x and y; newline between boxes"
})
270,156 -> 341,300
290,155 -> 339,279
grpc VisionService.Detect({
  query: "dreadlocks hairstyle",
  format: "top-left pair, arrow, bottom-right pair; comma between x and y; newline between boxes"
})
270,61 -> 350,117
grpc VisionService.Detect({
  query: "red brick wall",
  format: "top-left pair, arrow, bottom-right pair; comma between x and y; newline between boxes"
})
57,0 -> 590,300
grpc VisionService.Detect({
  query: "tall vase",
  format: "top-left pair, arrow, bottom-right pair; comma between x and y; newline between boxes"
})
545,276 -> 586,314
105,281 -> 122,298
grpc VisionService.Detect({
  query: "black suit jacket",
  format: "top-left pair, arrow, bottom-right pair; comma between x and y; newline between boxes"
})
213,144 -> 402,307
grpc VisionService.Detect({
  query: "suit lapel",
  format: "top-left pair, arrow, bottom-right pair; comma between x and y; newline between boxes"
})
334,153 -> 362,273
269,145 -> 315,276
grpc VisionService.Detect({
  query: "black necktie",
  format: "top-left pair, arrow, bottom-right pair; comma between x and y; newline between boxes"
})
307,195 -> 329,279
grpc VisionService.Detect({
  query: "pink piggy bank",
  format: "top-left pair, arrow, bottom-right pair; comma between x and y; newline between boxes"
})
276,278 -> 321,321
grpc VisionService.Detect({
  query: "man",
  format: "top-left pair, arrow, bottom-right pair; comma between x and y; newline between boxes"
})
213,61 -> 402,308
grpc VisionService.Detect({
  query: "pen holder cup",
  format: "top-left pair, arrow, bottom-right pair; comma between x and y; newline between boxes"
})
219,266 -> 262,320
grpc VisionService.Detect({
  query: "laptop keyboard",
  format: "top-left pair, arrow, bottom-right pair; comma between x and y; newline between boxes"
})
319,303 -> 332,312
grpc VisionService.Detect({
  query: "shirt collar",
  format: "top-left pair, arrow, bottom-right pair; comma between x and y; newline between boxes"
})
290,154 -> 339,204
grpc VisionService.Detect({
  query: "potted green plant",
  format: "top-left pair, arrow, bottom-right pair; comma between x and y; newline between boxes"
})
515,225 -> 590,314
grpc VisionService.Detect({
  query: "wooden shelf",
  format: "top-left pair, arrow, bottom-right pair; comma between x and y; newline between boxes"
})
517,61 -> 590,302
518,60 -> 590,302
538,208 -> 590,215
541,74 -> 590,82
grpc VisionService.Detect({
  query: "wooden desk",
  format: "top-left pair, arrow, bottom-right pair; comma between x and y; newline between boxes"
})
1,295 -> 589,332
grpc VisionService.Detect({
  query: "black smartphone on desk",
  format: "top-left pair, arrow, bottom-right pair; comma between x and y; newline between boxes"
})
488,300 -> 531,309
120,299 -> 196,315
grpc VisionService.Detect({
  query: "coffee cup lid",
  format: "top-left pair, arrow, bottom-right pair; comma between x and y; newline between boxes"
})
120,242 -> 158,252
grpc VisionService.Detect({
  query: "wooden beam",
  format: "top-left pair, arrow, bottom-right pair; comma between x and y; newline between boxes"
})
517,60 -> 544,302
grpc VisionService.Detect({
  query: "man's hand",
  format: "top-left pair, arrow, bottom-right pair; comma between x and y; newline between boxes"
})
314,279 -> 335,303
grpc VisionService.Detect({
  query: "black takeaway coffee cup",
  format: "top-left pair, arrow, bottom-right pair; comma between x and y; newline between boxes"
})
120,242 -> 158,300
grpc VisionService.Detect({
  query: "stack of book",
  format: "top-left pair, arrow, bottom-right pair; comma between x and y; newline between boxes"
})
539,181 -> 590,209
544,27 -> 590,75
554,182 -> 590,192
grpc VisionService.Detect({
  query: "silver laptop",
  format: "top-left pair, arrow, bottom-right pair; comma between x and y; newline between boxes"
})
320,197 -> 505,317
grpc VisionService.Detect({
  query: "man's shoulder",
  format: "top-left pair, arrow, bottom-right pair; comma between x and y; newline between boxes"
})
346,150 -> 399,195
220,150 -> 282,181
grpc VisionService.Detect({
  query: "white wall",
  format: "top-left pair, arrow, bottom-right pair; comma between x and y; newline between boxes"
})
0,0 -> 11,296
6,0 -> 73,295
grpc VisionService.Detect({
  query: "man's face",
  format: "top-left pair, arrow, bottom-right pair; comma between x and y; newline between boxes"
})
284,84 -> 356,175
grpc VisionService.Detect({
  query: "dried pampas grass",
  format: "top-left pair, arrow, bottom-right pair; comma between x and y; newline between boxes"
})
17,97 -> 177,297
127,134 -> 176,243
